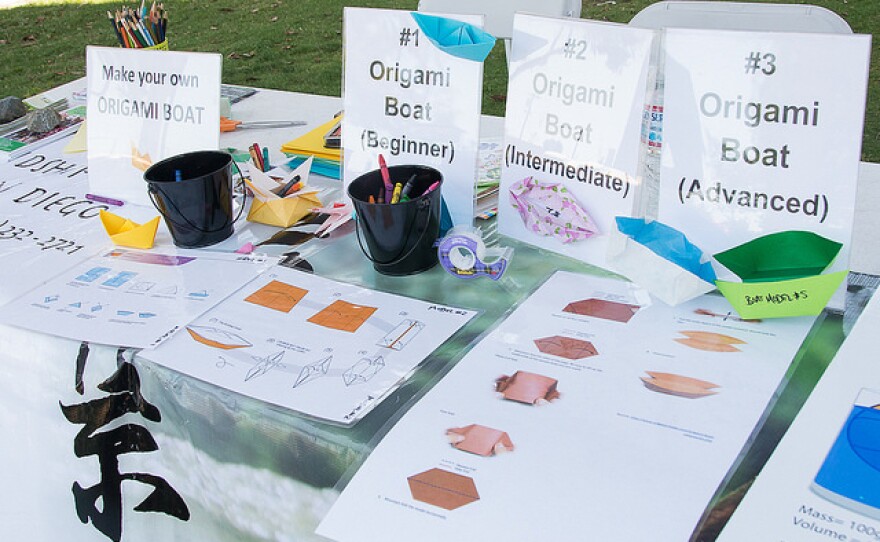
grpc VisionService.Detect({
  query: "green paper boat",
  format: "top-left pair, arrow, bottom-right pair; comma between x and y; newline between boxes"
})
713,231 -> 847,319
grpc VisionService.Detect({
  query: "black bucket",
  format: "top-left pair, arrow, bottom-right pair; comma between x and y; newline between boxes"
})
144,150 -> 245,248
348,165 -> 442,276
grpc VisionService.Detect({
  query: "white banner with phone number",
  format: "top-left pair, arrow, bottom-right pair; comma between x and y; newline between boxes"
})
0,138 -> 154,305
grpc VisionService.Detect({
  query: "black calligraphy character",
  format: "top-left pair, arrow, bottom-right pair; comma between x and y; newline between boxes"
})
61,361 -> 189,541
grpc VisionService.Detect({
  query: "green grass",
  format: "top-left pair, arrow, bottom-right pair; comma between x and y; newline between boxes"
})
1,0 -> 878,161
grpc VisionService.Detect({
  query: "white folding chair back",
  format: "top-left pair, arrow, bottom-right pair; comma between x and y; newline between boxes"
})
629,1 -> 851,34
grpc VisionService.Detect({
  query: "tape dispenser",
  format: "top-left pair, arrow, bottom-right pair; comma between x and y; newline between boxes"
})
437,226 -> 512,280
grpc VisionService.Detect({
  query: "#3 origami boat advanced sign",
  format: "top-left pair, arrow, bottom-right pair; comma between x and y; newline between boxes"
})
713,230 -> 848,319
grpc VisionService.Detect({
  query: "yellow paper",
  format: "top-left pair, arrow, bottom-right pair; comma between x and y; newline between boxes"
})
280,115 -> 341,162
63,119 -> 88,153
99,210 -> 160,249
247,192 -> 322,228
715,271 -> 847,319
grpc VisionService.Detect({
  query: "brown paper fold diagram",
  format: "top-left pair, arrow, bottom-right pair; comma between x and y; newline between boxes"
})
534,335 -> 598,360
446,424 -> 514,456
244,280 -> 308,313
407,468 -> 480,510
641,371 -> 720,399
307,300 -> 378,332
563,298 -> 640,323
495,370 -> 561,405
186,325 -> 252,350
675,330 -> 746,352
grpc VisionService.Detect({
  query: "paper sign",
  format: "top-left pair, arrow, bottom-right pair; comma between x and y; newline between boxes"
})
656,29 -> 871,280
86,46 -> 222,206
342,8 -> 490,226
497,15 -> 653,267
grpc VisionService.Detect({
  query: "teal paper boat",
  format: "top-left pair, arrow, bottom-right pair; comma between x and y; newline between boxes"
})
410,12 -> 496,62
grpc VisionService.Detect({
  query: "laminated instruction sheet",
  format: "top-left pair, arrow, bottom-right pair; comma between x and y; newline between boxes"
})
142,267 -> 478,424
318,271 -> 819,542
0,248 -> 271,348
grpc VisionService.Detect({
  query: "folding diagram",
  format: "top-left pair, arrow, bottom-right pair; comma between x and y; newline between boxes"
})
407,468 -> 480,511
244,280 -> 308,313
563,298 -> 640,323
246,350 -> 286,382
446,424 -> 514,456
293,355 -> 333,387
640,371 -> 719,399
495,370 -> 561,405
307,300 -> 378,332
343,355 -> 385,386
186,325 -> 253,350
534,335 -> 598,360
378,319 -> 425,350
675,330 -> 745,352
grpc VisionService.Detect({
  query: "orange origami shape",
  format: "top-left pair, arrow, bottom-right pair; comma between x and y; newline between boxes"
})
244,280 -> 308,313
131,143 -> 152,172
186,325 -> 252,350
407,468 -> 480,510
308,300 -> 378,332
495,370 -> 560,405
563,298 -> 640,323
675,330 -> 746,352
446,424 -> 514,456
534,335 -> 598,360
641,371 -> 720,399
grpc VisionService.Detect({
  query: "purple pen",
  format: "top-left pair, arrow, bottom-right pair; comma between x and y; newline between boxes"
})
85,193 -> 125,206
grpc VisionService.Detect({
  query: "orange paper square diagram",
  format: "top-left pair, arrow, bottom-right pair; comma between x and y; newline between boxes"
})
244,280 -> 308,313
564,298 -> 640,323
307,299 -> 378,332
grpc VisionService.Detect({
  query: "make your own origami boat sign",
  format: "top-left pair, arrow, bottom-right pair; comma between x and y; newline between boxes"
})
509,176 -> 599,244
713,230 -> 848,319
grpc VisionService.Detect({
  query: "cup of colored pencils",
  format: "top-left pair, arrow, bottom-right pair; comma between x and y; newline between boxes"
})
108,2 -> 168,50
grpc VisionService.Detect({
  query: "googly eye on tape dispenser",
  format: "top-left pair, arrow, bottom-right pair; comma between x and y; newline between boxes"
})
437,226 -> 512,280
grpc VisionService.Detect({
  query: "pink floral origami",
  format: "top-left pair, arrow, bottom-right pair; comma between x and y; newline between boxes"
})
509,176 -> 599,243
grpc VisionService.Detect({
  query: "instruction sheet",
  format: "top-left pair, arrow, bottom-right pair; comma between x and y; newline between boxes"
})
318,271 -> 818,542
0,248 -> 271,348
141,267 -> 478,424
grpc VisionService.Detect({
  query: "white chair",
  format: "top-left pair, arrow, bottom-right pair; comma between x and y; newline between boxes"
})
629,1 -> 851,33
416,0 -> 582,62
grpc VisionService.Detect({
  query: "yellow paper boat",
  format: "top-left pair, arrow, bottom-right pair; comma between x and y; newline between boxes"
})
99,210 -> 160,249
